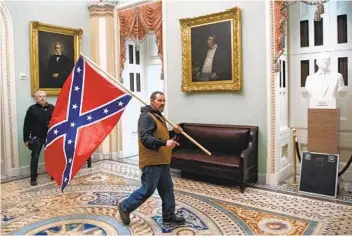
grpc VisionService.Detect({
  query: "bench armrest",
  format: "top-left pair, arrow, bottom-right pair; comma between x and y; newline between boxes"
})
239,129 -> 258,179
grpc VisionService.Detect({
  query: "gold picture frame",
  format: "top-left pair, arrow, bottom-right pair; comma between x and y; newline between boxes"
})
30,21 -> 83,96
180,7 -> 242,92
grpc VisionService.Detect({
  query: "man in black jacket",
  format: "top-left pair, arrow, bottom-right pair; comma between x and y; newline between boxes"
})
23,90 -> 54,186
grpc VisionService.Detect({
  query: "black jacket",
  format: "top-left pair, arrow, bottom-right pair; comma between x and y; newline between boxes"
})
139,105 -> 167,151
23,103 -> 55,142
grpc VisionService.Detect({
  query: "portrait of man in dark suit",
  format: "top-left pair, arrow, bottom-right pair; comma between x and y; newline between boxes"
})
191,20 -> 232,82
38,32 -> 75,89
44,42 -> 73,88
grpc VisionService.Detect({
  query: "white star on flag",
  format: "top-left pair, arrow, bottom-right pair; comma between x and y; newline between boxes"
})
76,67 -> 81,73
118,101 -> 123,106
72,104 -> 78,109
68,139 -> 73,145
87,115 -> 92,121
69,158 -> 72,163
65,178 -> 68,182
70,122 -> 76,127
103,108 -> 109,114
74,86 -> 80,91
53,129 -> 59,135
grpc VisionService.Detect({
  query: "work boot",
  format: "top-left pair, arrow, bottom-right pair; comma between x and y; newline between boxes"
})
87,157 -> 92,168
30,180 -> 37,186
163,215 -> 186,224
118,203 -> 130,225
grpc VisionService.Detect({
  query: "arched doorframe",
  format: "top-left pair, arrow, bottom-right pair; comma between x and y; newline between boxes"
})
1,1 -> 20,178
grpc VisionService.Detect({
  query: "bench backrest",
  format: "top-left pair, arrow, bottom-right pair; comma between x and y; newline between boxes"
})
177,123 -> 251,156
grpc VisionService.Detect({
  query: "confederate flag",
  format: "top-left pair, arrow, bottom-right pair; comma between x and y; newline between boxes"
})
45,56 -> 132,191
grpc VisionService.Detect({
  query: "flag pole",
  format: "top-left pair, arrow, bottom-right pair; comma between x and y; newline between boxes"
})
80,53 -> 212,156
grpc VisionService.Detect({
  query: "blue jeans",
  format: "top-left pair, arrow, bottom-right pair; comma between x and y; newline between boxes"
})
120,164 -> 176,219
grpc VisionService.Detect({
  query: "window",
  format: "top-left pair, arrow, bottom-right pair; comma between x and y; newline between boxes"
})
300,20 -> 309,47
301,60 -> 309,87
136,49 -> 140,65
337,15 -> 347,44
282,61 -> 286,88
314,19 -> 323,46
136,73 -> 141,92
314,59 -> 319,72
129,73 -> 135,91
128,45 -> 134,64
338,57 -> 348,86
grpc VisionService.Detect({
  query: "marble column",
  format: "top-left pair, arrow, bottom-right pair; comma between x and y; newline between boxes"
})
88,0 -> 121,161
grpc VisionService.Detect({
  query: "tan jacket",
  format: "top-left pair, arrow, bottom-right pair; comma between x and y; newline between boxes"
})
138,113 -> 171,169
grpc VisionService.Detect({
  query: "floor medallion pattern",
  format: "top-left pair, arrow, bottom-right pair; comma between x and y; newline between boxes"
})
1,161 -> 351,235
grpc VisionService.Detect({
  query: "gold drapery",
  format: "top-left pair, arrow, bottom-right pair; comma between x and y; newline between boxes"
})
118,1 -> 162,77
274,0 -> 288,63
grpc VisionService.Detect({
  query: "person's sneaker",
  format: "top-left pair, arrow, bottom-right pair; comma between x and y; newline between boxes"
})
30,180 -> 37,186
118,203 -> 130,225
163,215 -> 186,224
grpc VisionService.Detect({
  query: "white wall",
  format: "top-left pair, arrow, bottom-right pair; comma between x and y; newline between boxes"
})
5,1 -> 90,168
163,1 -> 268,173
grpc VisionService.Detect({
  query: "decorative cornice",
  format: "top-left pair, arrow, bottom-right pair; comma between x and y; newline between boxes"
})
87,0 -> 118,17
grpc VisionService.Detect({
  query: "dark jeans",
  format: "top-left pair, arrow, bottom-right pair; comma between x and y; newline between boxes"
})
30,138 -> 44,181
120,164 -> 176,219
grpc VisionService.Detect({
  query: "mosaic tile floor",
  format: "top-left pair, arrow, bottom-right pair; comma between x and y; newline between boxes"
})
1,160 -> 352,235
119,155 -> 352,203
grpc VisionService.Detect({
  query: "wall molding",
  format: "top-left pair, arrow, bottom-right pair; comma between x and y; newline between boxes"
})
0,1 -> 19,177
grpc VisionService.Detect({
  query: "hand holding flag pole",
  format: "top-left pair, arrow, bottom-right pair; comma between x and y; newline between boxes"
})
80,53 -> 211,156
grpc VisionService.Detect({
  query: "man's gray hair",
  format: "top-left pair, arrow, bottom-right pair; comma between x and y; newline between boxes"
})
34,90 -> 46,97
55,42 -> 64,51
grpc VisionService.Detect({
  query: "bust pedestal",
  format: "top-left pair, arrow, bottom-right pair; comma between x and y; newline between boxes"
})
308,108 -> 340,154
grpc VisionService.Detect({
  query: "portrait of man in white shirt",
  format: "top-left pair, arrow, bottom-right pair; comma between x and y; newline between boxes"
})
192,34 -> 231,82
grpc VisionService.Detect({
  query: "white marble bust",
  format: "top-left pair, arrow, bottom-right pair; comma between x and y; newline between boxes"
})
305,54 -> 345,99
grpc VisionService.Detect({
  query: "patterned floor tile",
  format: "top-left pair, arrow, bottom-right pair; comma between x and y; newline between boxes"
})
1,160 -> 352,235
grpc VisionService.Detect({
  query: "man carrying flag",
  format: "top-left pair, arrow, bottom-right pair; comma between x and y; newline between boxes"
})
118,91 -> 186,226
45,53 -> 207,226
45,56 -> 132,191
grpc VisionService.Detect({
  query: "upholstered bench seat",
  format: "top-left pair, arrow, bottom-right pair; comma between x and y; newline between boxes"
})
170,123 -> 258,192
172,149 -> 240,168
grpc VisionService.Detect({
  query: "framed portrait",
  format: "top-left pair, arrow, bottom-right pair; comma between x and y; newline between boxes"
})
30,21 -> 83,96
180,7 -> 242,92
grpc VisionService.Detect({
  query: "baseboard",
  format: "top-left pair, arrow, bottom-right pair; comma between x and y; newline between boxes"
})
7,167 -> 20,177
258,173 -> 266,184
279,163 -> 292,182
92,152 -> 123,162
19,162 -> 46,176
104,152 -> 120,161
265,172 -> 278,185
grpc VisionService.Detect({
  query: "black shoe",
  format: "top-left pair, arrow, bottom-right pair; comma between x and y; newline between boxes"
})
163,215 -> 186,224
87,157 -> 92,168
118,203 -> 130,225
30,180 -> 37,186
